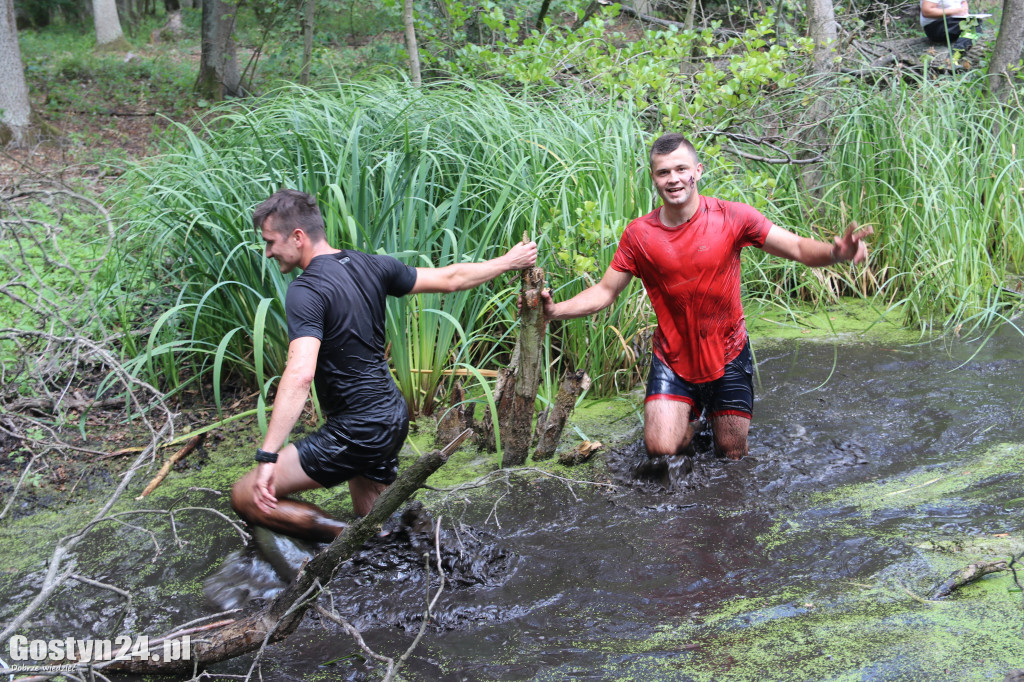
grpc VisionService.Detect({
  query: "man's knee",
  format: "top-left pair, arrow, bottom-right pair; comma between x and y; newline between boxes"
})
230,475 -> 256,520
714,435 -> 749,460
644,432 -> 694,459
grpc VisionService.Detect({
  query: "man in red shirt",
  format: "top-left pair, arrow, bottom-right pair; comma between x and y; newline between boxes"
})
542,134 -> 871,466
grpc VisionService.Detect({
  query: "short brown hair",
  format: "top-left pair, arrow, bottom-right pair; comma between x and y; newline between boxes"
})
649,133 -> 699,168
252,189 -> 326,241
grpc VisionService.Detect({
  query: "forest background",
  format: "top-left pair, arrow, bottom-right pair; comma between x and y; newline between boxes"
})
1,0 -> 1023,511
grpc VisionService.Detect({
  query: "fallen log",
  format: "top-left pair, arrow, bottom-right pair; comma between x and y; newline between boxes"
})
929,559 -> 1009,599
90,429 -> 471,675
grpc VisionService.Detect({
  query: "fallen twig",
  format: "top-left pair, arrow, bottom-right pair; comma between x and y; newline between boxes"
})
136,432 -> 207,499
930,560 -> 1010,599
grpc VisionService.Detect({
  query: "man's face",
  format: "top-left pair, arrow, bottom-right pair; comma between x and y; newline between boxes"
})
650,146 -> 703,210
261,216 -> 302,273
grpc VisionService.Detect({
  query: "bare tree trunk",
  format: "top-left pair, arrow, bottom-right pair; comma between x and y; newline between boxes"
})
633,0 -> 653,14
403,0 -> 421,86
92,0 -> 126,48
536,0 -> 553,29
987,0 -> 1024,98
151,0 -> 182,42
300,0 -> 314,84
0,0 -> 35,147
498,267 -> 546,467
534,370 -> 590,460
684,0 -> 697,31
197,0 -> 240,100
807,0 -> 838,75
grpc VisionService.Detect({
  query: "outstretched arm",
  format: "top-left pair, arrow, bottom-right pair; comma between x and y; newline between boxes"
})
410,241 -> 538,294
542,266 -> 633,321
253,335 -> 320,513
761,222 -> 873,267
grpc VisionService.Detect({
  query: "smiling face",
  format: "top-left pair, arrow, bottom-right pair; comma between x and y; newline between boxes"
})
261,216 -> 303,274
650,145 -> 703,214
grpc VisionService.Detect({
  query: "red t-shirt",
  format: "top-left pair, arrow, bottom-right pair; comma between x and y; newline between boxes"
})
610,196 -> 772,383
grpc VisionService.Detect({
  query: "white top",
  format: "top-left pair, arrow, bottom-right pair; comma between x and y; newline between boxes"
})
921,0 -> 966,27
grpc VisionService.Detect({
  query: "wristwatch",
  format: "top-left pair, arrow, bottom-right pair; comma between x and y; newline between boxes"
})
255,448 -> 278,463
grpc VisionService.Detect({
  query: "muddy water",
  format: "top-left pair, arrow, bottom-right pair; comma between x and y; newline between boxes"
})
6,329 -> 1024,680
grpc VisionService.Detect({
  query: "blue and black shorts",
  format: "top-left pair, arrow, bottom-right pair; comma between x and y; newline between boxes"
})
644,341 -> 754,420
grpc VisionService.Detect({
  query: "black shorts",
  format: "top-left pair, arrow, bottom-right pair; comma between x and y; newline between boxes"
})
295,411 -> 409,488
644,341 -> 754,419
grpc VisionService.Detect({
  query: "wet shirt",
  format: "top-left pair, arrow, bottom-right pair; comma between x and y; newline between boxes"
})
610,196 -> 772,383
286,250 -> 417,433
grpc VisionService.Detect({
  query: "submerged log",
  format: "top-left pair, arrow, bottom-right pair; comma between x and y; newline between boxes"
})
534,370 -> 591,460
499,266 -> 546,467
929,559 -> 1009,599
92,429 -> 471,675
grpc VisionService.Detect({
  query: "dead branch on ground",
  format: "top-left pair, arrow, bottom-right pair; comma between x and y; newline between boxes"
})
930,559 -> 1010,599
137,432 -> 208,498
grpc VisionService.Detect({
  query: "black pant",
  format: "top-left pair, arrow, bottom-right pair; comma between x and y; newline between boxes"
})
924,17 -> 970,49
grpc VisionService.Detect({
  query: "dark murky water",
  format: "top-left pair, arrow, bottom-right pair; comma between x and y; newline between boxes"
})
5,329 -> 1024,680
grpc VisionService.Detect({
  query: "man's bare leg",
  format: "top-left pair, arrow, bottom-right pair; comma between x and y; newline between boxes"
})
709,413 -> 750,460
635,399 -> 699,481
348,476 -> 388,517
644,398 -> 696,457
230,445 -> 348,543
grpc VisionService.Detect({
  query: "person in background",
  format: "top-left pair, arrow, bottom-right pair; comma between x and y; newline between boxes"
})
921,0 -> 973,52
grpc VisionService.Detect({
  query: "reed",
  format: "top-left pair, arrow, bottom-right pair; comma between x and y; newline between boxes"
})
115,75 -> 1023,413
747,72 -> 1024,332
115,80 -> 655,410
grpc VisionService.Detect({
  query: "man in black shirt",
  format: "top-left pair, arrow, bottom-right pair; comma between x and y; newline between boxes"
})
231,189 -> 538,542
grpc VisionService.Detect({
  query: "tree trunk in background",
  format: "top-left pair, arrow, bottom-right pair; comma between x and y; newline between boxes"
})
987,0 -> 1024,98
0,0 -> 35,147
92,0 -> 126,47
197,0 -> 240,100
300,0 -> 314,84
536,0 -> 552,29
684,0 -> 696,31
403,0 -> 421,86
634,0 -> 653,15
807,0 -> 837,74
163,0 -> 181,33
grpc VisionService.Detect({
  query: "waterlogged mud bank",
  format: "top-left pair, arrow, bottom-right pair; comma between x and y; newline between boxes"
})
1,322 -> 1023,681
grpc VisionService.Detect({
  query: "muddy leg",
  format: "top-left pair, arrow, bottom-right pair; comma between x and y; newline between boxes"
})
709,413 -> 750,460
638,399 -> 696,480
230,446 -> 348,543
348,476 -> 388,517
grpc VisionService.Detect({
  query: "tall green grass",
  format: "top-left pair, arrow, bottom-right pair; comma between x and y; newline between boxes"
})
746,72 -> 1024,332
115,75 -> 1023,414
115,80 -> 661,411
